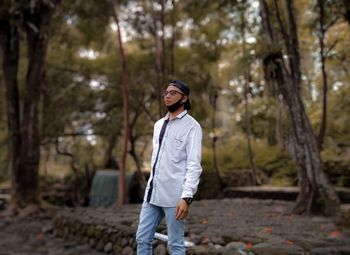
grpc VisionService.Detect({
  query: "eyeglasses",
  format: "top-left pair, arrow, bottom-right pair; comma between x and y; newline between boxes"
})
162,90 -> 185,97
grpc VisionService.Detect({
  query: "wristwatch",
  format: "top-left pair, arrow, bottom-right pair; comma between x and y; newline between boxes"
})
182,197 -> 193,205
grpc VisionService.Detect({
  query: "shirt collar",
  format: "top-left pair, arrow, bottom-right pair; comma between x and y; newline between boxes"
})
165,110 -> 188,120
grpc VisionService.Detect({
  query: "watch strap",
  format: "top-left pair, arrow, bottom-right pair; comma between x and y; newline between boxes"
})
182,197 -> 193,205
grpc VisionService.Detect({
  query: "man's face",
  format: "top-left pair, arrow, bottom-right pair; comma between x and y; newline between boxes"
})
163,85 -> 187,106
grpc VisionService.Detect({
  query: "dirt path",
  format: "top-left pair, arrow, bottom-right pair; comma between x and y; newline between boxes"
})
1,199 -> 350,255
0,209 -> 105,255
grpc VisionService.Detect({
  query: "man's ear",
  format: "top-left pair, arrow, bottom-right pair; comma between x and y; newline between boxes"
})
182,95 -> 188,103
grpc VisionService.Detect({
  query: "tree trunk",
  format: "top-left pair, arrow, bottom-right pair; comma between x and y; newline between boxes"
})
240,12 -> 258,186
259,0 -> 340,216
275,101 -> 284,147
103,132 -> 119,169
169,0 -> 176,76
286,0 -> 302,89
209,93 -> 223,190
110,4 -> 130,205
0,21 -> 21,207
343,0 -> 350,25
129,98 -> 147,193
317,0 -> 328,150
151,4 -> 164,119
18,6 -> 54,206
1,2 -> 57,209
243,80 -> 258,186
160,0 -> 167,84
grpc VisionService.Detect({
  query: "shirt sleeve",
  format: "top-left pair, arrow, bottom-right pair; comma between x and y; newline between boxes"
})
181,125 -> 203,198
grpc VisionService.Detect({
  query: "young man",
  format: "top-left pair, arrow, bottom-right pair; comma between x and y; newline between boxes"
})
136,80 -> 203,255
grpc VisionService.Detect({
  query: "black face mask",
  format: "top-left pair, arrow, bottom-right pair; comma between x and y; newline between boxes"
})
167,98 -> 184,113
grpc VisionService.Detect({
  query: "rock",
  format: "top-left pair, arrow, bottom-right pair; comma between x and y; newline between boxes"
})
104,242 -> 113,253
132,241 -> 137,250
120,237 -> 129,247
192,245 -> 227,255
96,239 -> 105,251
225,241 -> 246,251
63,241 -> 76,248
63,226 -> 70,238
41,225 -> 53,233
76,234 -> 84,244
154,244 -> 167,255
211,235 -> 225,245
253,243 -> 305,255
189,234 -> 201,245
87,225 -> 95,237
214,244 -> 223,249
113,244 -> 122,254
191,246 -> 207,255
253,242 -> 272,249
94,226 -> 103,239
88,238 -> 96,248
200,235 -> 210,244
309,246 -> 350,255
310,247 -> 336,255
122,246 -> 134,255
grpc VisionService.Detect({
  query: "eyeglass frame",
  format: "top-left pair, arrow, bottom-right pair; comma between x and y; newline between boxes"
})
162,90 -> 185,97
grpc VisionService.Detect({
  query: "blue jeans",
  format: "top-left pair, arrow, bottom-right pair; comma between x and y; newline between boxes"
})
136,201 -> 185,255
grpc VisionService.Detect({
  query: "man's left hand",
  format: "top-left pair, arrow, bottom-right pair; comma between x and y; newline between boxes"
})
176,199 -> 189,220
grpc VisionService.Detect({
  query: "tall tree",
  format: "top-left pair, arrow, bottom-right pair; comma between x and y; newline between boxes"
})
0,9 -> 21,208
209,92 -> 223,189
343,0 -> 350,25
240,5 -> 258,186
169,0 -> 176,76
316,0 -> 338,150
109,1 -> 130,205
259,0 -> 340,216
0,0 -> 59,211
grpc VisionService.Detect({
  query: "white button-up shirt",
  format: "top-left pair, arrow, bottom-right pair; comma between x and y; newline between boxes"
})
144,110 -> 203,207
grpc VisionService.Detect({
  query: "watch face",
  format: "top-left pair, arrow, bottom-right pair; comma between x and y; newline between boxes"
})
183,197 -> 192,204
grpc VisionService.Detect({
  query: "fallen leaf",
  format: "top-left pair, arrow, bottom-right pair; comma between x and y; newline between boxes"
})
36,233 -> 44,241
246,242 -> 253,249
201,235 -> 210,244
262,227 -> 273,233
201,219 -> 208,224
285,240 -> 294,245
266,212 -> 280,219
227,210 -> 236,217
329,230 -> 342,238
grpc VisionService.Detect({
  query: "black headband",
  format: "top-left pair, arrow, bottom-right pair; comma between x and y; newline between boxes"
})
168,79 -> 190,96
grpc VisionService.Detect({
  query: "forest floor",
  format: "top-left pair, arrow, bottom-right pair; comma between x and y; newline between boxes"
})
0,206 -> 106,255
0,199 -> 350,255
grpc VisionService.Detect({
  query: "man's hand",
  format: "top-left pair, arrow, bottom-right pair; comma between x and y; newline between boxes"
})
176,199 -> 189,221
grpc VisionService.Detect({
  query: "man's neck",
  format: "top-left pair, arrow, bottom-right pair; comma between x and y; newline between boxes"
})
169,107 -> 185,120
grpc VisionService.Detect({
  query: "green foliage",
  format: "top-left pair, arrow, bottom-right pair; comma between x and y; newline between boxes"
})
321,146 -> 350,186
202,136 -> 296,187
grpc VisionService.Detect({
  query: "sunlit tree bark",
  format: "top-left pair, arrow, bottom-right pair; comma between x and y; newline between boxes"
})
259,0 -> 340,216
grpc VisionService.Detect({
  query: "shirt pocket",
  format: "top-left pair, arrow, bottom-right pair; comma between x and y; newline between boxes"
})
174,136 -> 184,150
